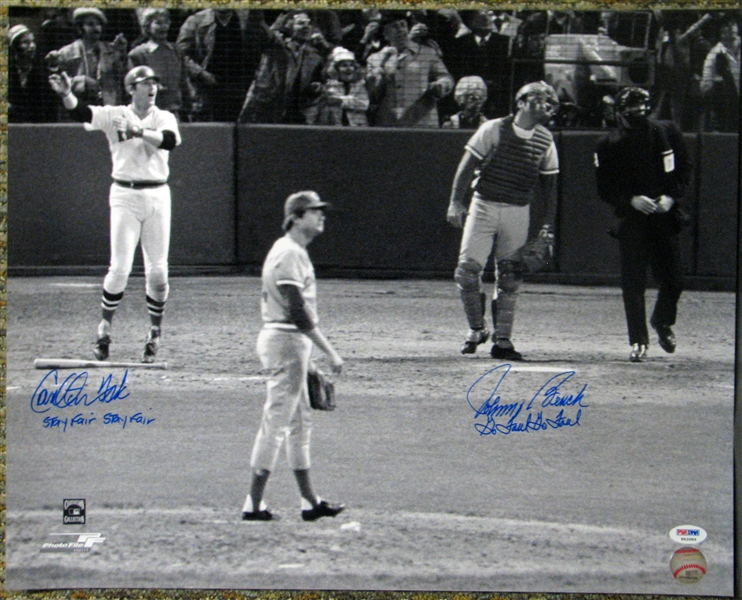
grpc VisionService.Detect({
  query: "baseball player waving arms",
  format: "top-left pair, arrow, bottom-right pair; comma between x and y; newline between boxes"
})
49,65 -> 181,363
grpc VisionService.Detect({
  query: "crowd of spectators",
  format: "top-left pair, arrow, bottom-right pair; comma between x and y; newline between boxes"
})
8,7 -> 740,132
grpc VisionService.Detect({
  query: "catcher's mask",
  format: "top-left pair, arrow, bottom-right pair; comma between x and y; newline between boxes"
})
615,86 -> 651,128
514,80 -> 559,123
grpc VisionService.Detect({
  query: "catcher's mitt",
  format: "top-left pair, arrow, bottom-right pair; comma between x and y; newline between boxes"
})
519,227 -> 555,273
307,369 -> 336,411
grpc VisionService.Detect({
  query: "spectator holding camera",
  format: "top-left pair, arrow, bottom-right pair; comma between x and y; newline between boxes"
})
318,47 -> 370,126
45,8 -> 128,108
366,12 -> 454,127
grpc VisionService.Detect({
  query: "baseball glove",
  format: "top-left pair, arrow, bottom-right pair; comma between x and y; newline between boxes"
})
519,226 -> 555,273
307,369 -> 336,411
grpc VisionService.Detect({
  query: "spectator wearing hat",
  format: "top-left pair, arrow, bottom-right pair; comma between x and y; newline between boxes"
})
239,11 -> 329,125
318,47 -> 370,126
366,13 -> 454,127
129,9 -> 189,119
442,76 -> 489,129
45,8 -> 128,109
8,24 -> 55,122
176,8 -> 253,122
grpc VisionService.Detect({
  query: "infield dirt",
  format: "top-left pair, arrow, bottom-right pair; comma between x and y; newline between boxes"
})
5,276 -> 735,595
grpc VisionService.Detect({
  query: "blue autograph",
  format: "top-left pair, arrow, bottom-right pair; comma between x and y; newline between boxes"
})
43,410 -> 155,432
31,370 -> 130,414
466,365 -> 588,436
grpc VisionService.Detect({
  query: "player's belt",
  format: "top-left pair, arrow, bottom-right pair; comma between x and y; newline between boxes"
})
113,179 -> 167,189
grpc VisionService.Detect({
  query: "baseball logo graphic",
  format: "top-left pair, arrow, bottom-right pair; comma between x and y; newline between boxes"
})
671,547 -> 707,584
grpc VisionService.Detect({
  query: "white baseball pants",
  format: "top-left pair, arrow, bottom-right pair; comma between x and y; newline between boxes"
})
103,183 -> 171,301
250,327 -> 314,472
458,194 -> 530,268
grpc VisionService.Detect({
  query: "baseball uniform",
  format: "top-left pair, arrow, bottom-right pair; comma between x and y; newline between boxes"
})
251,235 -> 318,473
242,191 -> 344,522
454,113 -> 558,357
54,79 -> 181,361
88,104 -> 181,311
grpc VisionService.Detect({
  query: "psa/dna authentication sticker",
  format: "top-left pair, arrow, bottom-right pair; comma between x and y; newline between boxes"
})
63,499 -> 86,524
669,524 -> 708,584
669,524 -> 708,545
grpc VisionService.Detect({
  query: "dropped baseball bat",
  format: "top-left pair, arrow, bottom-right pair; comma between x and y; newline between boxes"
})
34,358 -> 169,370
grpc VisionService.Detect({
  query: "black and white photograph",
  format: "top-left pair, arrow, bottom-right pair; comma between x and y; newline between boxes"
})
3,4 -> 739,596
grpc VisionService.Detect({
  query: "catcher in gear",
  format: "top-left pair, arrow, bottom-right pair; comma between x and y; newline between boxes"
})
447,80 -> 559,360
594,86 -> 692,362
242,191 -> 345,522
49,65 -> 181,364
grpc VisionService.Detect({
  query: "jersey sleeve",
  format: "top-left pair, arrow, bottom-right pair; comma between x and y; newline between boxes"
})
273,248 -> 307,289
540,141 -> 559,175
157,110 -> 182,146
88,105 -> 118,135
464,119 -> 499,160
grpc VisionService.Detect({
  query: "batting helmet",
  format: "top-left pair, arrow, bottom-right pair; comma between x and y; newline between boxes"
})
124,66 -> 160,93
615,86 -> 651,116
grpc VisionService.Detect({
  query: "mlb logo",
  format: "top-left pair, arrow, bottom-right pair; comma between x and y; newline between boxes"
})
63,499 -> 86,524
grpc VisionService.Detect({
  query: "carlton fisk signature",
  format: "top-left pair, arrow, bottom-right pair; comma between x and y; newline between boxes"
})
466,365 -> 588,436
30,369 -> 130,414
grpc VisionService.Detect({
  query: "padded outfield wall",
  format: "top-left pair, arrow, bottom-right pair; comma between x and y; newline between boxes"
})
8,124 -> 739,287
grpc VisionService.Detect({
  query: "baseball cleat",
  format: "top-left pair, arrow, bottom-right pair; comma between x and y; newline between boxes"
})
93,334 -> 111,361
490,340 -> 523,361
461,328 -> 490,354
629,343 -> 648,362
141,326 -> 161,363
651,321 -> 676,353
302,500 -> 345,522
242,508 -> 273,521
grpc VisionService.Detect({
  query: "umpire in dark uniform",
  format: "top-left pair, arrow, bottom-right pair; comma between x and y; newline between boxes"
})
595,87 -> 692,362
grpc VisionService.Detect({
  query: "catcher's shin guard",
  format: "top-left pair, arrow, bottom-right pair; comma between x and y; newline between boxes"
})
492,294 -> 518,345
455,259 -> 486,331
493,260 -> 523,341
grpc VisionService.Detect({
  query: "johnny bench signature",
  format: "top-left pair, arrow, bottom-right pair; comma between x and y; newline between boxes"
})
467,365 -> 588,436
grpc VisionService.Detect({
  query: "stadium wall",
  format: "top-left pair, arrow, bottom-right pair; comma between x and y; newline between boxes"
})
8,124 -> 738,289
